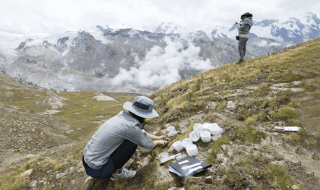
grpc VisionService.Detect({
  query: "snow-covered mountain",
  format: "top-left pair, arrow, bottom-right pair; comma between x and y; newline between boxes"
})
0,13 -> 318,94
140,22 -> 185,34
213,13 -> 320,43
144,13 -> 320,44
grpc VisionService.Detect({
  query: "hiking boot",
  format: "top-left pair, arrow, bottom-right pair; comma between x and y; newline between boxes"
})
237,59 -> 244,64
82,176 -> 95,190
112,166 -> 136,179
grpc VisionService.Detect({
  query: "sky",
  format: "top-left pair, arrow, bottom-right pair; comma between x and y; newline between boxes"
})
0,0 -> 319,34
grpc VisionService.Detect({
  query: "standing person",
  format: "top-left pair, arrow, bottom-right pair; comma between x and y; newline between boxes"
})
236,12 -> 253,64
82,96 -> 168,189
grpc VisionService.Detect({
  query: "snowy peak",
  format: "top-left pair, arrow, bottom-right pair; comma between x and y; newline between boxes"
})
211,12 -> 320,43
141,22 -> 184,34
254,20 -> 278,27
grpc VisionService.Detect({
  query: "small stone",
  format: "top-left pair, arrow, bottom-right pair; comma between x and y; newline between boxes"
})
227,101 -> 236,109
70,167 -> 74,171
292,185 -> 299,190
20,169 -> 33,177
78,167 -> 85,173
93,95 -> 116,101
30,180 -> 37,188
56,172 -> 66,179
205,176 -> 213,184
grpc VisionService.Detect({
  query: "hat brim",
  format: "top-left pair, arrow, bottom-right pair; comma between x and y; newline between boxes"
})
123,102 -> 159,118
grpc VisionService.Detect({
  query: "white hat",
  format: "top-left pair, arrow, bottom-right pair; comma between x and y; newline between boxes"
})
123,96 -> 159,118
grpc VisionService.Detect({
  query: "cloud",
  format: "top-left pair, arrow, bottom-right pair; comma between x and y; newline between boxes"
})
0,0 -> 319,34
112,36 -> 213,88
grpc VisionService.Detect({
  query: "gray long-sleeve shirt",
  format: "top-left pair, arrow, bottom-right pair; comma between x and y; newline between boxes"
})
238,17 -> 253,34
83,111 -> 154,169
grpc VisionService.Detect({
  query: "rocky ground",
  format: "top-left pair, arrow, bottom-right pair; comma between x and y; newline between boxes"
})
0,38 -> 320,190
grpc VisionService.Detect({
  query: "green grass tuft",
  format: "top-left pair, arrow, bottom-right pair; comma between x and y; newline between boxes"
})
270,106 -> 298,121
205,137 -> 230,164
229,125 -> 266,144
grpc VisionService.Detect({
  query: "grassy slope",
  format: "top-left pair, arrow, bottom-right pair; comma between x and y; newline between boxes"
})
0,37 -> 320,190
144,37 -> 320,190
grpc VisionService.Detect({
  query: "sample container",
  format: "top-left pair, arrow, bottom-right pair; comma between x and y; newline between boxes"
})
200,131 -> 211,142
172,141 -> 184,152
189,131 -> 200,142
193,123 -> 203,132
186,144 -> 198,157
168,130 -> 178,136
182,138 -> 193,149
167,126 -> 175,132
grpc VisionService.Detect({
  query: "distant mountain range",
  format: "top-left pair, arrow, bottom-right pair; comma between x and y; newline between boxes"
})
0,13 -> 319,94
142,12 -> 320,44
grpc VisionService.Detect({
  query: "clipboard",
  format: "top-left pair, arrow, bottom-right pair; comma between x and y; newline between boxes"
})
169,157 -> 212,178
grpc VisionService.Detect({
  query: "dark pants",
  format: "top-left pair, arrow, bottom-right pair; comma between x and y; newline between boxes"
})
238,37 -> 249,60
82,139 -> 138,180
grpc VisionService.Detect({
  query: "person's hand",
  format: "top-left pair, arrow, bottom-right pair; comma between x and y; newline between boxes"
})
156,140 -> 168,146
235,22 -> 238,24
158,135 -> 170,141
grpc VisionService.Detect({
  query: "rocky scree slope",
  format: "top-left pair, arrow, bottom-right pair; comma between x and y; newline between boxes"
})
1,38 -> 320,189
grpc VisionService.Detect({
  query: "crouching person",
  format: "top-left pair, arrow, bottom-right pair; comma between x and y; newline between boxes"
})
82,96 -> 168,189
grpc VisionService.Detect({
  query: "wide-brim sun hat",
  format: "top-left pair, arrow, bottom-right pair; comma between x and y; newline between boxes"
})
123,96 -> 159,118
